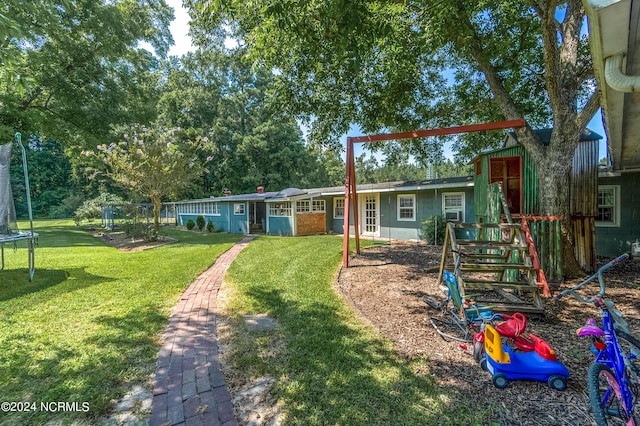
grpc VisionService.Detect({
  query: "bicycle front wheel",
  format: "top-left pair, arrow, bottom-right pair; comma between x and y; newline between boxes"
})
617,330 -> 640,382
587,362 -> 635,426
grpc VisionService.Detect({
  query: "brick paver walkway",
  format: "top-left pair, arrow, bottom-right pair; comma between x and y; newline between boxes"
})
149,236 -> 255,426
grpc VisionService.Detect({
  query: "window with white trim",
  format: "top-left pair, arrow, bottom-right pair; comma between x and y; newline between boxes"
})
397,194 -> 416,221
443,192 -> 465,222
234,203 -> 245,215
596,185 -> 620,227
297,200 -> 325,213
334,198 -> 345,218
269,202 -> 292,216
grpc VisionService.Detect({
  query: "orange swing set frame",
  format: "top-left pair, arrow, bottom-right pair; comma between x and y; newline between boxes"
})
342,118 -> 527,267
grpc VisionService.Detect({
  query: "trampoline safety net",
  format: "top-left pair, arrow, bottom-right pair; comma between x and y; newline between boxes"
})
1,134 -> 38,281
0,142 -> 18,236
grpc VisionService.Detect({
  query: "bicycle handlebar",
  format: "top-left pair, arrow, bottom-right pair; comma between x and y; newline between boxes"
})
556,253 -> 629,303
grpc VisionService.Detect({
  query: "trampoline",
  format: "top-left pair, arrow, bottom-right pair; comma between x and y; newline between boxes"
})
0,132 -> 38,280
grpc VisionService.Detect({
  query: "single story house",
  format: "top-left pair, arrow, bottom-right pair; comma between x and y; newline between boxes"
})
172,176 -> 475,240
312,176 -> 475,241
174,187 -> 327,236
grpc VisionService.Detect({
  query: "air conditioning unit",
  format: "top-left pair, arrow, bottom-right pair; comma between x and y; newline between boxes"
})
445,210 -> 462,222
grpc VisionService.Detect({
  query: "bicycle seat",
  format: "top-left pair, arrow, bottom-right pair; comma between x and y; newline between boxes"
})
577,318 -> 604,337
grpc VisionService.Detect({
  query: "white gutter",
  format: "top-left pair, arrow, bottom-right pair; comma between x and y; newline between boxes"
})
604,54 -> 640,92
319,181 -> 474,196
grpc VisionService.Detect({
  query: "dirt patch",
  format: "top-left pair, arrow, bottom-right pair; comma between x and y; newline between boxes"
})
88,229 -> 177,252
336,241 -> 640,426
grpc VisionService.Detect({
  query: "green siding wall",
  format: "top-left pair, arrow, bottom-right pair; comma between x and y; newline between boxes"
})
474,145 -> 538,220
596,172 -> 640,257
269,216 -> 294,236
178,214 -> 227,231
369,187 -> 475,241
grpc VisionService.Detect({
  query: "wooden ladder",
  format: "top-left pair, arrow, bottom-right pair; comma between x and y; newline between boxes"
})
438,222 -> 545,315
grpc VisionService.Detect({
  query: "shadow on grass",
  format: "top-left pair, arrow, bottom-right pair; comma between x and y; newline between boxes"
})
0,304 -> 166,426
0,268 -> 115,303
21,225 -> 244,249
236,287 -> 483,425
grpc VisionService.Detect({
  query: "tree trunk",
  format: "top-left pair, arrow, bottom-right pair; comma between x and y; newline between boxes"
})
151,195 -> 161,230
535,144 -> 584,279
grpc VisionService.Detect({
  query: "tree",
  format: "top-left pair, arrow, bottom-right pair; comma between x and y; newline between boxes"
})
157,50 -> 341,194
189,0 -> 597,275
10,137 -> 72,218
86,124 -> 207,229
0,0 -> 173,149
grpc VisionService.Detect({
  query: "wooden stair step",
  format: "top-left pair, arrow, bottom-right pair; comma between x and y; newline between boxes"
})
455,241 -> 527,250
451,223 -> 525,230
459,263 -> 532,272
476,303 -> 545,315
463,280 -> 539,291
457,253 -> 510,260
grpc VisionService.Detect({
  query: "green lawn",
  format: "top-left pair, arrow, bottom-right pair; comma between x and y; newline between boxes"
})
0,223 -> 490,425
0,219 -> 242,425
223,235 -> 491,425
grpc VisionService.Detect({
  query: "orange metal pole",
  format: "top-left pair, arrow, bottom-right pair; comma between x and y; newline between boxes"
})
349,139 -> 360,255
342,139 -> 354,267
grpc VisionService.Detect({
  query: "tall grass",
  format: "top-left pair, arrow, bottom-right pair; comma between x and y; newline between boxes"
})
224,235 -> 490,425
0,220 -> 242,424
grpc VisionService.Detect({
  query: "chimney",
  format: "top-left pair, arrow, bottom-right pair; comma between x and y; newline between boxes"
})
257,186 -> 264,194
224,190 -> 232,196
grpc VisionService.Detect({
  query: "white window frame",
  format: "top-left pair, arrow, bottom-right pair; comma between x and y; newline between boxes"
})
210,202 -> 221,216
334,198 -> 345,219
312,200 -> 325,212
296,200 -> 310,213
443,192 -> 465,222
397,194 -> 416,222
269,202 -> 292,217
234,203 -> 246,215
595,185 -> 620,227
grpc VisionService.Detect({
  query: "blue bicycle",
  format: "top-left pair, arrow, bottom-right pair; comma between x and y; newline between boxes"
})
558,253 -> 640,425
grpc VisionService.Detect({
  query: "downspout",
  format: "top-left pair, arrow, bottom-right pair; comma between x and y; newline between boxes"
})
605,54 -> 640,92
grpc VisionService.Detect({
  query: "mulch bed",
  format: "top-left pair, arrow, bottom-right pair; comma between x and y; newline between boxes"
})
336,241 -> 640,426
89,228 -> 177,252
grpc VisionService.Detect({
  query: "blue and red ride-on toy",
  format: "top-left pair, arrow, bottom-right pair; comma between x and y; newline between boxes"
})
473,312 -> 570,390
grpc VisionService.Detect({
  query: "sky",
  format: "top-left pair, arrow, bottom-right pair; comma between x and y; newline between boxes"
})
166,0 -> 196,57
164,1 -> 609,163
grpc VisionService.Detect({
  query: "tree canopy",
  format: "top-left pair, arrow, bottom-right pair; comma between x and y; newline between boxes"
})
0,0 -> 173,148
157,50 -> 344,195
86,124 -> 206,229
189,0 -> 599,273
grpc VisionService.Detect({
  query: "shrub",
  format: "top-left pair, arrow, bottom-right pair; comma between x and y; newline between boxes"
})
186,219 -> 195,230
50,193 -> 85,218
74,193 -> 125,225
420,215 -> 446,245
206,221 -> 214,233
122,220 -> 158,242
196,215 -> 206,231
